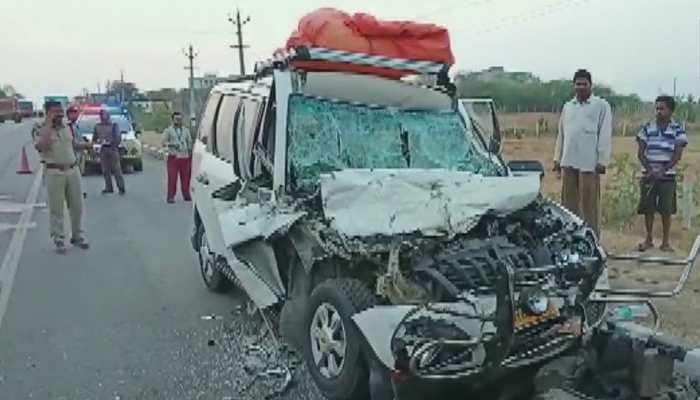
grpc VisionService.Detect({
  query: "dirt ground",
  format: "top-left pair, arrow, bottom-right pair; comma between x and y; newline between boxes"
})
503,135 -> 700,342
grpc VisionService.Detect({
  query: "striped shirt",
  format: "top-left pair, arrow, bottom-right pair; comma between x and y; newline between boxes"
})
637,120 -> 688,176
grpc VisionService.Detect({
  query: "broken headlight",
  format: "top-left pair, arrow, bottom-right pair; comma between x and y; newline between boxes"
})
520,286 -> 550,316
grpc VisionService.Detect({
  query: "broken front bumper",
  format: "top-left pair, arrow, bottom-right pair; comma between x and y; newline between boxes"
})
354,301 -> 580,383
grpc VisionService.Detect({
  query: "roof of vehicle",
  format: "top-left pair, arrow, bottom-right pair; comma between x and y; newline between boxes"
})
210,69 -> 452,111
211,76 -> 273,100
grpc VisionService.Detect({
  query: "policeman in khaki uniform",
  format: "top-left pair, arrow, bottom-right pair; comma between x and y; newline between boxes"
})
34,101 -> 90,253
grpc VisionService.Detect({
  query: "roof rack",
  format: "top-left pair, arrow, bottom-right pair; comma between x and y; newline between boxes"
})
251,46 -> 456,95
291,46 -> 449,76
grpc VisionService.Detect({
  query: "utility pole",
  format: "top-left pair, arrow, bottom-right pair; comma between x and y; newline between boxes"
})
228,8 -> 250,76
183,44 -> 199,128
120,69 -> 126,103
673,77 -> 677,98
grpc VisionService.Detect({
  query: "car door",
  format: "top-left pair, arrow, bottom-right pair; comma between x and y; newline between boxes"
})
192,92 -> 241,255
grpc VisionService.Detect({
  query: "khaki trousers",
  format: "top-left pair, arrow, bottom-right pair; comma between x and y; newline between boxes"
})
561,167 -> 600,236
100,149 -> 125,193
46,167 -> 84,241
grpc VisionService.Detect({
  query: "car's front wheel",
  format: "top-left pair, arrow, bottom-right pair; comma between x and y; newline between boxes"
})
304,279 -> 374,400
195,223 -> 229,293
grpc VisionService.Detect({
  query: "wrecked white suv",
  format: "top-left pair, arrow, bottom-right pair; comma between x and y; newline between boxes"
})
189,48 -> 609,400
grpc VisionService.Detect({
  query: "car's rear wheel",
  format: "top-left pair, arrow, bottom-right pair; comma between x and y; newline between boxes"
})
196,223 -> 229,293
304,279 -> 374,400
134,159 -> 143,172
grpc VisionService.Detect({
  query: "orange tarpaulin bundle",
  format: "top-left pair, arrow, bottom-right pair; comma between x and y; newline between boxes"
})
285,8 -> 455,78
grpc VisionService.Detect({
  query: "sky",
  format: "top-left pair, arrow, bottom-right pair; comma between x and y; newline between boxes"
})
1,0 -> 699,105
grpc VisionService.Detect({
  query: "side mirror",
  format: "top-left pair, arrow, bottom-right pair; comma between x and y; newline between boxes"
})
508,160 -> 545,179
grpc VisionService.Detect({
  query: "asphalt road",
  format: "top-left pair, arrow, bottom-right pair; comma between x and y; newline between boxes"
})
0,121 -> 323,400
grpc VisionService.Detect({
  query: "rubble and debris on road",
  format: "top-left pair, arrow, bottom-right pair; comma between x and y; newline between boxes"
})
201,314 -> 224,321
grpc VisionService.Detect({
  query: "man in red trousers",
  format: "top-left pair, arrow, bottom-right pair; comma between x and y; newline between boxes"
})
162,112 -> 193,203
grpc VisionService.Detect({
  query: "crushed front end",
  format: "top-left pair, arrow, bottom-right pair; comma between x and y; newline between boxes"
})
351,198 -> 607,397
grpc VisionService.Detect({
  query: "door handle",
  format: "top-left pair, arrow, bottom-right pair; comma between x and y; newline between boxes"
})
196,174 -> 209,185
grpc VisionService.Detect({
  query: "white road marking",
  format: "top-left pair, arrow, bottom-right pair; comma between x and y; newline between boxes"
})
0,165 -> 44,331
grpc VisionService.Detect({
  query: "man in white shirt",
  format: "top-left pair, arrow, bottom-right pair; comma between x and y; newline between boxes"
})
162,112 -> 193,203
553,69 -> 613,237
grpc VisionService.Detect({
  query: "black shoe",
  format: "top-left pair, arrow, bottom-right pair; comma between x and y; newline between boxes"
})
70,237 -> 90,250
118,189 -> 126,196
167,198 -> 175,204
102,189 -> 114,194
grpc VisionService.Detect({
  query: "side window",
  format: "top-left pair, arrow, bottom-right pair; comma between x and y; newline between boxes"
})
197,92 -> 223,153
236,98 -> 262,180
215,95 -> 242,167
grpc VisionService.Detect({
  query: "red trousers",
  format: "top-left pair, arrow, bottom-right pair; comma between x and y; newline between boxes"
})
167,155 -> 192,201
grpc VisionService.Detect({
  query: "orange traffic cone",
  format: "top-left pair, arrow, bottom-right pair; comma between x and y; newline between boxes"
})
17,145 -> 32,174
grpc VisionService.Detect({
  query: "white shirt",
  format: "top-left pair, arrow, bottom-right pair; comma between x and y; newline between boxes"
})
554,95 -> 613,172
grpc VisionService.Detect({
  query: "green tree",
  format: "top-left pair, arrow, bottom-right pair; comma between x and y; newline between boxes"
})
455,72 -> 642,113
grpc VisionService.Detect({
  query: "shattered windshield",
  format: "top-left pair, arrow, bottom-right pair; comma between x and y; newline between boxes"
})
287,94 -> 502,191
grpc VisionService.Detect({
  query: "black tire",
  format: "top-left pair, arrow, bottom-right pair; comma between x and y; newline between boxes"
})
134,159 -> 143,172
195,223 -> 229,293
304,279 -> 375,400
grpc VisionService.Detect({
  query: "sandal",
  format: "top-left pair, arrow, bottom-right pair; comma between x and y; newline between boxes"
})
660,244 -> 675,253
637,241 -> 654,252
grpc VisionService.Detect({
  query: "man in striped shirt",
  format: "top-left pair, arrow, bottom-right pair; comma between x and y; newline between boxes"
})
636,95 -> 688,252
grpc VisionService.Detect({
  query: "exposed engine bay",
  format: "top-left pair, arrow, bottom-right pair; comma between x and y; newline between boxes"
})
291,196 -> 607,381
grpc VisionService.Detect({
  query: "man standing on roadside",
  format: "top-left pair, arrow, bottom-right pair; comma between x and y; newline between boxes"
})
34,101 -> 90,253
553,69 -> 613,237
161,112 -> 193,203
636,96 -> 688,253
94,109 -> 125,195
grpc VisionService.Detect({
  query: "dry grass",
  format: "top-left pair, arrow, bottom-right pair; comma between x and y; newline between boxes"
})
503,134 -> 700,341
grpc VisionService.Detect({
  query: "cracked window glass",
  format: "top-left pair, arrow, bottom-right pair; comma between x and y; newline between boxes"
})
287,94 -> 502,192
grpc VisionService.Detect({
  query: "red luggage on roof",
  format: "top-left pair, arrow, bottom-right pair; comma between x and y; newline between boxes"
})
285,8 -> 455,78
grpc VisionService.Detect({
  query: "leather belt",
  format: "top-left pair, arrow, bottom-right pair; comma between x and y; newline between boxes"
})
45,162 -> 77,171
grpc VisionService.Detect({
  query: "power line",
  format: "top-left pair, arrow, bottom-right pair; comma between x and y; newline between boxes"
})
452,0 -> 591,37
413,0 -> 496,21
228,8 -> 251,76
